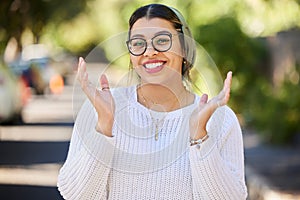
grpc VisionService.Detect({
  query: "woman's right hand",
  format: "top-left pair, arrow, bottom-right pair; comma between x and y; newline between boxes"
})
77,57 -> 115,137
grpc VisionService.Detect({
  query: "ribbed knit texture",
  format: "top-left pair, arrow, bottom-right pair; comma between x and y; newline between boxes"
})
57,85 -> 248,199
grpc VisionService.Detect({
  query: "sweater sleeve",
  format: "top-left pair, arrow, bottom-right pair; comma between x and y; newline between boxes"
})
57,100 -> 116,200
189,106 -> 248,200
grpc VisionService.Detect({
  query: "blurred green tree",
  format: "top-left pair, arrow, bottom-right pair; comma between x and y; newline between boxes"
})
0,0 -> 90,54
195,17 -> 300,144
194,17 -> 270,110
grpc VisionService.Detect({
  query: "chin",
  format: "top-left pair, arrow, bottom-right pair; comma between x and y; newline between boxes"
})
136,65 -> 182,85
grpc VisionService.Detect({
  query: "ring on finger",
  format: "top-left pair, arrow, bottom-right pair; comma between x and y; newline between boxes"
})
102,87 -> 110,91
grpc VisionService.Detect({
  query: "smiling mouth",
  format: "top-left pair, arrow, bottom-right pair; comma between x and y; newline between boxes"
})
143,62 -> 165,69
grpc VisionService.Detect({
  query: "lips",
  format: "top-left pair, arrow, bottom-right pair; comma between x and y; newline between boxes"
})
142,60 -> 166,73
144,62 -> 164,69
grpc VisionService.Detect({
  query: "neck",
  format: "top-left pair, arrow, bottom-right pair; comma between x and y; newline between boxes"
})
137,82 -> 190,112
142,83 -> 184,98
140,74 -> 186,95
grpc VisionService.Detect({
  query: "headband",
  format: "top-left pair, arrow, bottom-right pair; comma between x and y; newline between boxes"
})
168,6 -> 196,68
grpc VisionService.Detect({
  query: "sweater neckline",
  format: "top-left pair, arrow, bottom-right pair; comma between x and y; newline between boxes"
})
128,85 -> 199,119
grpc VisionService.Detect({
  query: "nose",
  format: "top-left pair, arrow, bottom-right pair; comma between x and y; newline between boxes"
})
143,43 -> 158,57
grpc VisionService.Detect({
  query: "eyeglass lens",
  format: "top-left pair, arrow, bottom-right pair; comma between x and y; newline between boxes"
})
127,34 -> 172,56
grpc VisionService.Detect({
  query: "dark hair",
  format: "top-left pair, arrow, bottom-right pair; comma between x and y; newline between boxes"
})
128,4 -> 196,80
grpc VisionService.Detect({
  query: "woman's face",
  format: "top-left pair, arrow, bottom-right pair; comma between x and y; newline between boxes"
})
129,17 -> 183,84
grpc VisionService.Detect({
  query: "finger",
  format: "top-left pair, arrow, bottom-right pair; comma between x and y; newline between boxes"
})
225,71 -> 232,99
78,57 -> 85,73
214,71 -> 232,107
100,74 -> 110,91
224,71 -> 232,91
199,94 -> 208,106
220,71 -> 232,97
77,58 -> 95,96
220,71 -> 232,105
77,58 -> 90,91
77,57 -> 86,82
79,57 -> 84,66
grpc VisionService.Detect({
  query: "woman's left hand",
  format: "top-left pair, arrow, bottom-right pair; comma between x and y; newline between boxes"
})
189,71 -> 232,140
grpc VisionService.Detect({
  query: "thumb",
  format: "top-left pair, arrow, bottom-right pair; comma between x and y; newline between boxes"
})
100,74 -> 110,90
199,94 -> 208,107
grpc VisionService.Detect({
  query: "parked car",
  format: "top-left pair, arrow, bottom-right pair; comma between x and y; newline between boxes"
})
9,44 -> 69,95
0,61 -> 29,124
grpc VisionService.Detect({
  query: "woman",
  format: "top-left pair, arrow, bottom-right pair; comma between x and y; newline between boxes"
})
57,4 -> 248,199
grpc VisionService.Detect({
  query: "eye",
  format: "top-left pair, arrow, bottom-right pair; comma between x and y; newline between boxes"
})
157,38 -> 169,45
131,39 -> 145,47
154,35 -> 171,46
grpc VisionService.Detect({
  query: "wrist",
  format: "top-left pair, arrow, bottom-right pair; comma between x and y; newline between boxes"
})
190,128 -> 207,140
95,119 -> 113,137
190,129 -> 209,148
190,134 -> 209,145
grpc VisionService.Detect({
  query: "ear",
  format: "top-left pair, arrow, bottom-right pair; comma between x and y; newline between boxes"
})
182,58 -> 189,77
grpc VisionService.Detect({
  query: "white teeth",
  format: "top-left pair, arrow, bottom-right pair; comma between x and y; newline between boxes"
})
144,62 -> 163,69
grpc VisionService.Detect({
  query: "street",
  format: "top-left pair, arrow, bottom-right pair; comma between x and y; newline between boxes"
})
0,63 -> 127,200
0,86 -> 76,200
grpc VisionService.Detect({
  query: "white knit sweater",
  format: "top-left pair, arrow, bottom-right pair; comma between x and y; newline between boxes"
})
57,85 -> 247,199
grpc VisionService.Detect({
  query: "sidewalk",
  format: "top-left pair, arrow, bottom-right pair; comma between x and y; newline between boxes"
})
244,129 -> 300,200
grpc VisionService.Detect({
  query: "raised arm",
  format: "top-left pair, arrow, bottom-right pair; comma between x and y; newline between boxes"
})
189,72 -> 247,199
57,58 -> 117,199
77,57 -> 115,136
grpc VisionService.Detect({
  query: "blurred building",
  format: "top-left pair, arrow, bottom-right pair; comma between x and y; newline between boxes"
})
267,28 -> 300,87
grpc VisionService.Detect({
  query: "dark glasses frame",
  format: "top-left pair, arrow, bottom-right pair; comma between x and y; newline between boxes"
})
126,33 -> 174,56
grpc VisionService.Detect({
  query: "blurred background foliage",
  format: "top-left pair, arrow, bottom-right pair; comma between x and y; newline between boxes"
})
1,0 -> 300,145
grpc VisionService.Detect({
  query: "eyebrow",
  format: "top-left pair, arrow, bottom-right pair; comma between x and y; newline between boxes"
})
131,30 -> 172,38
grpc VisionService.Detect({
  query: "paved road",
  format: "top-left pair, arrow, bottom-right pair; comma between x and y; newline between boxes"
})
0,64 -> 127,200
243,130 -> 300,199
0,86 -> 76,200
0,130 -> 70,200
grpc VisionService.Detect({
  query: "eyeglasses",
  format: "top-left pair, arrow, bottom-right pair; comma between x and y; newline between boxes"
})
126,33 -> 174,56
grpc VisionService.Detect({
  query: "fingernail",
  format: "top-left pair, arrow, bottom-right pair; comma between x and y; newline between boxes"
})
79,57 -> 85,63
